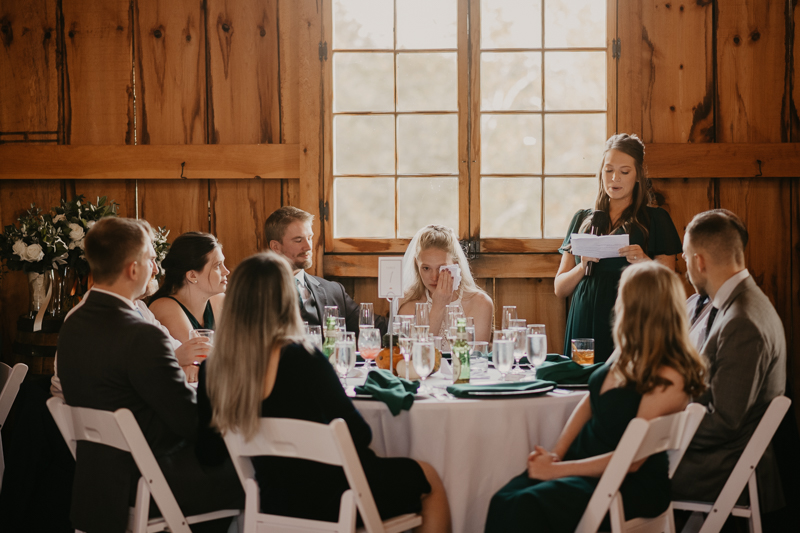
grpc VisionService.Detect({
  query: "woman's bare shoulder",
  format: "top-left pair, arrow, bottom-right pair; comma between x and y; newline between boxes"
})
398,296 -> 425,314
463,290 -> 493,308
149,296 -> 180,314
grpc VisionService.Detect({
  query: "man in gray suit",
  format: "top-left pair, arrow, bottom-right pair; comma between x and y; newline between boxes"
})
58,217 -> 241,532
672,210 -> 785,511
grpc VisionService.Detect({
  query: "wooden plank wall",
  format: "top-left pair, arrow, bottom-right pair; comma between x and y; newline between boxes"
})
0,0 -> 305,355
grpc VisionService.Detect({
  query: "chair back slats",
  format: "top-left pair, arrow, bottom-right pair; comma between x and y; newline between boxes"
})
229,417 -> 345,466
0,363 -> 28,427
667,403 -> 706,478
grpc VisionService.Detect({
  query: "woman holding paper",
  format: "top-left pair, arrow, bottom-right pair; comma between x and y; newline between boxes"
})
554,134 -> 681,363
398,225 -> 493,343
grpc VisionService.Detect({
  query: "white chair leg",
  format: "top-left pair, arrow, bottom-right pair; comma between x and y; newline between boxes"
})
610,493 -> 625,532
131,477 -> 151,533
680,512 -> 704,533
747,475 -> 761,533
338,490 -> 356,533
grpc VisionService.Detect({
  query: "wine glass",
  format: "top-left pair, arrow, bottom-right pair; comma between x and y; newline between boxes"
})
415,302 -> 431,327
189,329 -> 214,366
509,318 -> 527,374
358,327 -> 381,370
333,340 -> 354,387
306,325 -> 323,350
414,325 -> 430,342
412,341 -> 435,393
527,330 -> 547,378
502,306 -> 517,331
359,303 -> 374,329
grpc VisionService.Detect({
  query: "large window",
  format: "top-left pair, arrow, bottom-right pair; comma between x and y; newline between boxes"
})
325,0 -> 612,253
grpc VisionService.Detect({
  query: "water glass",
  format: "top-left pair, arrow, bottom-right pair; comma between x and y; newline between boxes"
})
470,340 -> 489,377
412,341 -> 435,393
414,325 -> 430,342
359,303 -> 374,329
415,302 -> 431,327
527,333 -> 547,377
358,327 -> 381,370
306,325 -> 323,350
494,339 -> 515,380
502,306 -> 517,331
336,317 -> 347,332
398,320 -> 413,380
571,338 -> 595,365
189,329 -> 214,366
324,305 -> 339,322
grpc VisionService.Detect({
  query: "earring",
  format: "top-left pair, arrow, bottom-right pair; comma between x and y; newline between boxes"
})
190,279 -> 198,284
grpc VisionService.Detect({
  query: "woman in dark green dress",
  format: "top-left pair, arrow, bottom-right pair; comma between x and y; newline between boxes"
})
486,262 -> 707,533
555,134 -> 682,363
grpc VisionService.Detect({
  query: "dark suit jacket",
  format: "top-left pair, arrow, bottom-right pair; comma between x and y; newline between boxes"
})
57,290 -> 196,532
672,275 -> 786,511
303,272 -> 388,336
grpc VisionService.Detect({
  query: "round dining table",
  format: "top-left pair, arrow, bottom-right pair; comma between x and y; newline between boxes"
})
347,368 -> 587,533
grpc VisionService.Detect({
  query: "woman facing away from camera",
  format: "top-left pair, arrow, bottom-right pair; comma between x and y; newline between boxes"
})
555,133 -> 682,363
398,224 -> 493,343
197,252 -> 452,533
486,262 -> 707,533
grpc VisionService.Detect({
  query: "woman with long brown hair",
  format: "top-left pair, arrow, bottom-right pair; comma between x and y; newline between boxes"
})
197,252 -> 451,533
486,262 -> 707,533
554,134 -> 682,362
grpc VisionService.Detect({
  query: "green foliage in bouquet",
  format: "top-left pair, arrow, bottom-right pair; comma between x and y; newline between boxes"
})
0,205 -> 70,274
51,195 -> 119,276
152,226 -> 170,278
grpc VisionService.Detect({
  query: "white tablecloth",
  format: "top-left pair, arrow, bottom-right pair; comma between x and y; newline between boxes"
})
349,370 -> 586,533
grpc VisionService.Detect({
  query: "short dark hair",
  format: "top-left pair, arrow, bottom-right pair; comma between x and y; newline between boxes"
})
264,207 -> 313,246
84,217 -> 152,284
685,209 -> 748,264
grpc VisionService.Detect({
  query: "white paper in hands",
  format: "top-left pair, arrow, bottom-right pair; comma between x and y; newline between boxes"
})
439,264 -> 462,291
569,233 -> 630,259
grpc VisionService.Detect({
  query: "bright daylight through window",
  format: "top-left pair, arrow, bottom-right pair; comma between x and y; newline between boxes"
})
331,0 -> 606,241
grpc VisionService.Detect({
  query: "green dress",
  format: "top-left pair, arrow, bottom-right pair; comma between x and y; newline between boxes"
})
485,364 -> 671,533
560,207 -> 681,362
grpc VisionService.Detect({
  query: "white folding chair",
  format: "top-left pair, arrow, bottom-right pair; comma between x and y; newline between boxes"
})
673,395 -> 791,533
0,362 -> 28,492
46,397 -> 240,533
576,403 -> 707,533
223,417 -> 423,533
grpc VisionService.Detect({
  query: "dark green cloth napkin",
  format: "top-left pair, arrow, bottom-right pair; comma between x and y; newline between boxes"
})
535,355 -> 604,385
446,379 -> 556,398
354,369 -> 419,416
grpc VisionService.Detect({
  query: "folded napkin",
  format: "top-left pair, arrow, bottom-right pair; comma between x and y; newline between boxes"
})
354,369 -> 420,416
534,355 -> 604,385
446,379 -> 556,398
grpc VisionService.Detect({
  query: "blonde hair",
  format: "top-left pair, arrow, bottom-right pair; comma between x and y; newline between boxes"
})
611,262 -> 707,398
207,252 -> 306,440
403,224 -> 487,302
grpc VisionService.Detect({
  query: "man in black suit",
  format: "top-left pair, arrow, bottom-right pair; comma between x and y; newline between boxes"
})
265,206 -> 387,336
57,217 -> 241,533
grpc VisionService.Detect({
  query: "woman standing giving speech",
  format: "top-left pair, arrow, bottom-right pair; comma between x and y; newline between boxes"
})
555,134 -> 682,363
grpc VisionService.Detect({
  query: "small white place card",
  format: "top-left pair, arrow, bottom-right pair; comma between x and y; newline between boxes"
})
378,257 -> 404,299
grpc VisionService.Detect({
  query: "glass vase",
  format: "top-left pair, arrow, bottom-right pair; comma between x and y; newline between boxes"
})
27,270 -> 54,319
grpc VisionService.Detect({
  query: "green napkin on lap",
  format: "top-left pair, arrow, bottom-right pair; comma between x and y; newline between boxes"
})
535,356 -> 604,385
446,380 -> 556,398
355,369 -> 419,416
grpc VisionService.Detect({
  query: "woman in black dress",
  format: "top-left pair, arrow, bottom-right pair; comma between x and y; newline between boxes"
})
197,252 -> 451,533
486,262 -> 707,533
555,134 -> 682,362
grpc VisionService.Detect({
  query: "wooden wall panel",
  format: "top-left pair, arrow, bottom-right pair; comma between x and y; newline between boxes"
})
207,0 -> 282,269
278,0 -> 301,208
0,0 -> 59,138
134,0 -> 208,238
494,278 -> 566,356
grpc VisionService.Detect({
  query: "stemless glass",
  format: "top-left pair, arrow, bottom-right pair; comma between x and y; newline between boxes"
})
502,306 -> 518,331
415,302 -> 431,327
509,318 -> 527,374
359,303 -> 375,329
358,327 -> 381,370
190,329 -> 214,366
306,325 -> 323,350
412,341 -> 435,393
333,340 -> 354,387
336,317 -> 347,332
414,325 -> 430,341
324,305 -> 339,322
494,339 -> 515,381
398,320 -> 413,380
470,340 -> 489,378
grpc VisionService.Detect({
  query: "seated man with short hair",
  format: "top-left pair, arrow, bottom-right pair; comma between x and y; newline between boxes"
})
57,217 -> 241,533
673,209 -> 785,512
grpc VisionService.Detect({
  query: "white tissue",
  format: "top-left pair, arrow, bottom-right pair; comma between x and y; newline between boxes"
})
439,264 -> 462,291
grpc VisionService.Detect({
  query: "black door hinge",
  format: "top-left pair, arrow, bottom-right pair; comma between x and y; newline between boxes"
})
319,41 -> 328,61
612,38 -> 621,59
320,200 -> 329,221
459,239 -> 479,260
